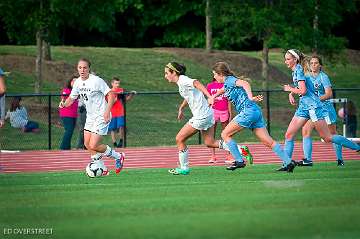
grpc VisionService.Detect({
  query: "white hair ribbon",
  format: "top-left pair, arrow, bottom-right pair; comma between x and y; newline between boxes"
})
287,49 -> 300,61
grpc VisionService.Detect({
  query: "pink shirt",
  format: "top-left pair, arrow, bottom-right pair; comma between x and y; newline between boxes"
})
59,88 -> 78,118
207,81 -> 229,111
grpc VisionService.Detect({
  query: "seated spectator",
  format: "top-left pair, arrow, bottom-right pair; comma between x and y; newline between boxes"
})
5,96 -> 39,133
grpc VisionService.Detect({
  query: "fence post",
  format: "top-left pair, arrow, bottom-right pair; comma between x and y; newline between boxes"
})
48,94 -> 52,150
122,93 -> 127,148
266,90 -> 271,134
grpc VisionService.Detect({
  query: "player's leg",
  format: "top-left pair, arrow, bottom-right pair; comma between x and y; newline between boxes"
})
84,130 -> 109,176
284,116 -> 308,159
208,122 -> 218,163
169,123 -> 198,175
314,120 -> 360,151
253,127 -> 295,172
220,121 -> 247,170
328,123 -> 344,165
299,120 -> 315,166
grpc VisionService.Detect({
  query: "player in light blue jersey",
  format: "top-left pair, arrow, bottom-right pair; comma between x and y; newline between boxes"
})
211,62 -> 296,172
298,55 -> 344,166
283,49 -> 359,163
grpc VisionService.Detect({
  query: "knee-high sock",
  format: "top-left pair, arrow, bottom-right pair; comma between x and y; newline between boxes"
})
272,143 -> 291,166
226,139 -> 244,163
332,143 -> 343,161
179,147 -> 189,170
331,135 -> 360,151
284,139 -> 295,159
103,145 -> 121,160
303,137 -> 313,161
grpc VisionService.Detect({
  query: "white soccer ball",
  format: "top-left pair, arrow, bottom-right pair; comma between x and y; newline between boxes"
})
85,162 -> 104,178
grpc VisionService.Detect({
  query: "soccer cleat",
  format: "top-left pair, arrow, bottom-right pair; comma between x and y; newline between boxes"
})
296,158 -> 313,166
208,156 -> 217,163
276,160 -> 296,173
115,152 -> 125,174
226,161 -> 246,171
168,168 -> 190,175
337,160 -> 345,166
239,145 -> 253,164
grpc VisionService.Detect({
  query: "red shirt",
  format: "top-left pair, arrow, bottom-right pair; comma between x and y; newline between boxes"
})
111,88 -> 124,117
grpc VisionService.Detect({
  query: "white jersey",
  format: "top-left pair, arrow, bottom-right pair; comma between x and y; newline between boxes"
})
177,75 -> 212,120
70,74 -> 111,123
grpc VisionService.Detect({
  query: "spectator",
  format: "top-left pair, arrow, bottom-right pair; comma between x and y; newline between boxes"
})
339,101 -> 358,138
59,76 -> 78,150
5,97 -> 39,133
108,77 -> 135,147
0,68 -> 7,128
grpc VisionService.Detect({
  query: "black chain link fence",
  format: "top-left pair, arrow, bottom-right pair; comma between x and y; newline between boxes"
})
1,89 -> 359,151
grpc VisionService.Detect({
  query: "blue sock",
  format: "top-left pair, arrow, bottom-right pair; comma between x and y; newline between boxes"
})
226,139 -> 244,163
303,137 -> 313,161
284,139 -> 295,159
272,143 -> 291,165
332,143 -> 343,161
331,135 -> 360,151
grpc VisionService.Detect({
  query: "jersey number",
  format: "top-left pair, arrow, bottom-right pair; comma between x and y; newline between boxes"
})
80,93 -> 89,101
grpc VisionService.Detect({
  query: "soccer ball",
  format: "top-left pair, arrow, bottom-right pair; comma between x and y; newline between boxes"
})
85,162 -> 104,178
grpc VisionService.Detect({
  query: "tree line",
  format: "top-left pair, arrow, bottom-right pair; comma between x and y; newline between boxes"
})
0,0 -> 358,92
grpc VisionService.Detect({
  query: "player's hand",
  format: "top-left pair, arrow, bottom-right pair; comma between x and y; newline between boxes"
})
207,97 -> 214,106
177,109 -> 184,120
253,95 -> 263,102
283,84 -> 292,92
104,111 -> 111,123
59,100 -> 65,108
0,119 -> 4,128
288,93 -> 296,105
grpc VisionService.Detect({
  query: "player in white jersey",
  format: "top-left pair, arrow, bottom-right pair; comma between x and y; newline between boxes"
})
164,62 -> 245,175
59,58 -> 125,175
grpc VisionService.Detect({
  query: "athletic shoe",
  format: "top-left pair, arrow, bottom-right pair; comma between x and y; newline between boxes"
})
337,160 -> 345,166
296,158 -> 313,166
168,168 -> 190,175
208,156 -> 217,163
276,160 -> 296,173
115,152 -> 125,174
224,154 -> 235,164
102,170 -> 110,176
226,161 -> 246,171
240,145 -> 253,164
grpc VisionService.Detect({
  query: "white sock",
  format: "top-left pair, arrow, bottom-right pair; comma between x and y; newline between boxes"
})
103,145 -> 121,160
219,140 -> 243,155
179,147 -> 189,170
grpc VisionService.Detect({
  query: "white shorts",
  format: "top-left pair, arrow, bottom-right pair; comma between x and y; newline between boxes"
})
188,113 -> 215,131
84,118 -> 110,136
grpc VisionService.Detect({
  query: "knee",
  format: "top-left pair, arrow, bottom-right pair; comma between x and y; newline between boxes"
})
175,135 -> 183,145
302,128 -> 311,137
322,135 -> 333,143
285,132 -> 293,140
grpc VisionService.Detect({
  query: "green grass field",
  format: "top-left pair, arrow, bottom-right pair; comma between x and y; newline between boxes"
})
1,161 -> 360,239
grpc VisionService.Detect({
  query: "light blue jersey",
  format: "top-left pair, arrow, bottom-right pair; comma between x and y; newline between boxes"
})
224,75 -> 265,129
308,71 -> 332,107
292,64 -> 322,110
307,71 -> 336,124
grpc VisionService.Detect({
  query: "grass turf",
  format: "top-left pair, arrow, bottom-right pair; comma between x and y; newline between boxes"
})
1,161 -> 360,239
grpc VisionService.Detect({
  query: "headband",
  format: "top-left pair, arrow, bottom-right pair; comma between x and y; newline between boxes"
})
287,49 -> 300,61
166,63 -> 180,73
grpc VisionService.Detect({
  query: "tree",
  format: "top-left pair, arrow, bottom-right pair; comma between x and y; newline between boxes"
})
205,0 -> 212,52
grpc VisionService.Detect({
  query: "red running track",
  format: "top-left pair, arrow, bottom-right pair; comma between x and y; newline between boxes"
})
0,142 -> 359,173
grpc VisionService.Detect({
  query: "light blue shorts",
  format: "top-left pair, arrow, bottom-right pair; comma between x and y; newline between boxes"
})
294,107 -> 325,122
233,104 -> 266,129
323,104 -> 337,125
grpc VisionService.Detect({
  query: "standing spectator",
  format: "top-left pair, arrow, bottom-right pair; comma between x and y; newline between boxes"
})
108,77 -> 135,147
338,101 -> 358,138
59,76 -> 78,150
5,96 -> 40,132
0,68 -> 7,128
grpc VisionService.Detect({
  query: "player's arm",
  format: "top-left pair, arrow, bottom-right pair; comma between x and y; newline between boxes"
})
59,96 -> 75,108
283,80 -> 307,95
194,80 -> 214,105
236,79 -> 253,99
0,76 -> 6,94
320,87 -> 333,101
177,99 -> 187,120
